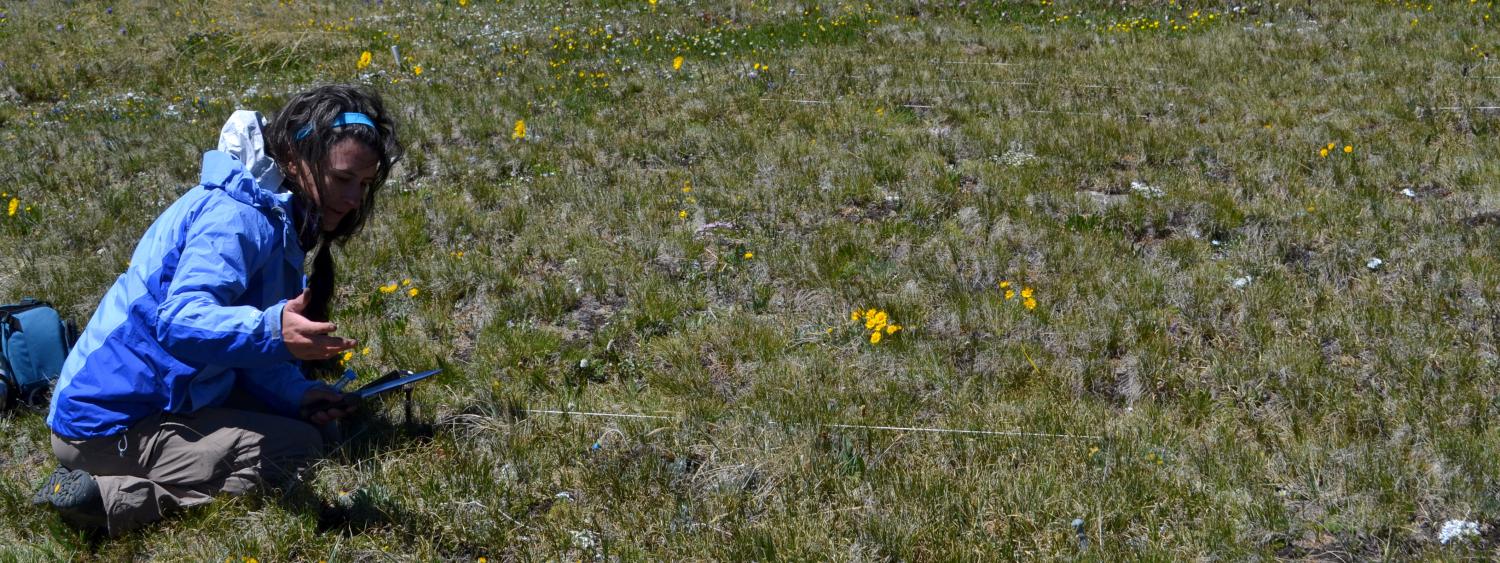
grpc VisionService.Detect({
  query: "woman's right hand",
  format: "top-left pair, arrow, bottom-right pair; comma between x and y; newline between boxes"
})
281,290 -> 356,361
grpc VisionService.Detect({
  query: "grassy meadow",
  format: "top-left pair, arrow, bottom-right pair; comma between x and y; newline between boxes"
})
4,0 -> 1500,559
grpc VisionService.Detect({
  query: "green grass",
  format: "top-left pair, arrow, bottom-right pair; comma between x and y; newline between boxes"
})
5,0 -> 1500,559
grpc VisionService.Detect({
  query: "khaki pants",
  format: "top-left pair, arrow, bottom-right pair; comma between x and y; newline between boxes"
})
51,408 -> 324,536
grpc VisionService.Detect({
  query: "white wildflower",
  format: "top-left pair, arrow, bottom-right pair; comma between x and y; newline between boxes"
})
1400,188 -> 1417,198
1130,180 -> 1165,199
994,142 -> 1039,167
571,529 -> 598,550
1231,275 -> 1252,289
1439,519 -> 1480,544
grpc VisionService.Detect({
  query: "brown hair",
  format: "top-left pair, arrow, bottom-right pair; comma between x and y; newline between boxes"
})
265,85 -> 403,374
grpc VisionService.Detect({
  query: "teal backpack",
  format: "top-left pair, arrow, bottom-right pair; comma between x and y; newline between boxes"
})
0,299 -> 78,409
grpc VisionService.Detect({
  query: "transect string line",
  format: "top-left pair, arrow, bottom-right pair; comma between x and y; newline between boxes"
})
523,408 -> 676,421
791,71 -> 1190,92
519,408 -> 1101,440
760,97 -> 934,109
933,78 -> 1188,92
759,97 -> 1147,118
871,58 -> 1166,73
823,423 -> 1101,440
784,65 -> 1189,93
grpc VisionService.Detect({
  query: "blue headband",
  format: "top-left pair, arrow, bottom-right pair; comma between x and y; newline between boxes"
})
294,112 -> 376,141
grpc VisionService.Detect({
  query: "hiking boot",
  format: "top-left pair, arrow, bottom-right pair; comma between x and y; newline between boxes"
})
42,469 -> 106,533
31,467 -> 69,506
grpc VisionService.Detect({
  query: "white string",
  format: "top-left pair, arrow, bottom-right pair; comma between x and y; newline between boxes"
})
932,78 -> 1187,92
870,58 -> 1170,72
759,97 -> 1148,118
520,408 -> 1099,440
1425,106 -> 1500,111
759,97 -> 933,109
524,408 -> 675,420
927,60 -> 1020,66
804,73 -> 1186,92
822,423 -> 1099,440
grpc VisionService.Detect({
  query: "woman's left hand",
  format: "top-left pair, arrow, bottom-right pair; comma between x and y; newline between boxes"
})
301,387 -> 356,425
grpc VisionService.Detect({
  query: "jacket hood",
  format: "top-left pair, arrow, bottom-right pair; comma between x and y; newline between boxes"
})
199,150 -> 293,212
216,109 -> 286,192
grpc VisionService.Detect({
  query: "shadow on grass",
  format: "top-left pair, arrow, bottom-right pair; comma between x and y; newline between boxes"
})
312,401 -> 437,536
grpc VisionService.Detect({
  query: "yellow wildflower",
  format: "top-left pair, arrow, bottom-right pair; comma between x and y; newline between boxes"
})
357,51 -> 372,70
682,181 -> 692,193
743,251 -> 754,259
869,331 -> 882,344
362,347 -> 371,355
6,198 -> 16,217
885,324 -> 900,334
459,0 -> 468,5
379,282 -> 398,294
1319,148 -> 1328,158
402,278 -> 412,286
512,119 -> 527,140
851,309 -> 861,321
413,65 -> 423,75
1021,287 -> 1034,299
672,56 -> 683,70
408,288 -> 420,297
1004,289 -> 1015,300
678,209 -> 688,219
999,280 -> 1011,289
341,350 -> 354,363
1343,145 -> 1353,154
1326,142 -> 1335,150
1024,297 -> 1037,310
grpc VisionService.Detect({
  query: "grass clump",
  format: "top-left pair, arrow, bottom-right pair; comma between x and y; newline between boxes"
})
5,0 -> 1500,559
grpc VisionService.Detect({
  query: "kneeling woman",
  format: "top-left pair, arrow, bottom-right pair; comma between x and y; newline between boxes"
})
35,84 -> 403,536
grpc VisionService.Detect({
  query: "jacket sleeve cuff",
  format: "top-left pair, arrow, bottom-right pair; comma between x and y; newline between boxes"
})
264,300 -> 294,362
272,375 -> 324,418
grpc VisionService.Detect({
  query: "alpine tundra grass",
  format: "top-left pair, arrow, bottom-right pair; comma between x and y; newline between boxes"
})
4,0 -> 1500,559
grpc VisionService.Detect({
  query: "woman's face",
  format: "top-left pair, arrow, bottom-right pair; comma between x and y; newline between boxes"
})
290,138 -> 381,232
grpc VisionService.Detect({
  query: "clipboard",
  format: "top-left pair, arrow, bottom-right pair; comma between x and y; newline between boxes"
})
300,368 -> 441,419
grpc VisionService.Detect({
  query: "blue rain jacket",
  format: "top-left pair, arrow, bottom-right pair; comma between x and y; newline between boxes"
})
47,150 -> 322,439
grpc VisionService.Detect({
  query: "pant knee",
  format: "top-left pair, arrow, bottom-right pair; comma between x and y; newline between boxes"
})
274,420 -> 325,462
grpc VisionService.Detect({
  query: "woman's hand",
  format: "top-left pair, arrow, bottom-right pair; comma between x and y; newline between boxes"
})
301,387 -> 356,425
281,289 -> 356,361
